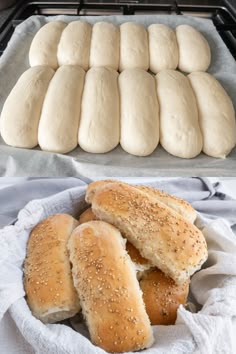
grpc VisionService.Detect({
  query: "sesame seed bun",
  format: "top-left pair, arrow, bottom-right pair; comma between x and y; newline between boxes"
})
140,268 -> 189,325
86,180 -> 197,224
24,213 -> 80,323
68,220 -> 154,353
87,182 -> 208,284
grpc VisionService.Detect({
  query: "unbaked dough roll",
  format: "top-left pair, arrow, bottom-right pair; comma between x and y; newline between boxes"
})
148,24 -> 178,73
119,69 -> 159,156
176,25 -> 211,73
38,66 -> 85,154
78,67 -> 120,153
156,70 -> 202,158
89,22 -> 120,70
119,22 -> 149,71
29,21 -> 67,69
189,72 -> 236,158
0,66 -> 54,148
68,220 -> 154,353
57,21 -> 92,70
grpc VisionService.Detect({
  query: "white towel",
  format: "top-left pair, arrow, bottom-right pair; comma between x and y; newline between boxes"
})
0,184 -> 236,354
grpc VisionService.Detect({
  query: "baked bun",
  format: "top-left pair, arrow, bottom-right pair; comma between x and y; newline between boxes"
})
87,182 -> 208,284
140,269 -> 189,325
68,220 -> 154,353
24,214 -> 80,323
78,207 -> 151,275
85,180 -> 196,223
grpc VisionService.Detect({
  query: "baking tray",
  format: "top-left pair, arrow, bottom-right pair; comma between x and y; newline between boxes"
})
0,14 -> 236,177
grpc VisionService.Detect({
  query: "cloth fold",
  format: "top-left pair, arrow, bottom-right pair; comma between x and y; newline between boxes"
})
0,178 -> 236,353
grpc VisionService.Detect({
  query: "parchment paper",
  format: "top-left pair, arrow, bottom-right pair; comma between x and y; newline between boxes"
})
0,14 -> 236,177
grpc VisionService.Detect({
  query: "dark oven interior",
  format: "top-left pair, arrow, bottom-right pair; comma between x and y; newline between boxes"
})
0,0 -> 236,58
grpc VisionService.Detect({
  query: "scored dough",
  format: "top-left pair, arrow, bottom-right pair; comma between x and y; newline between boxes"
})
29,21 -> 67,69
57,21 -> 92,70
119,22 -> 149,72
119,68 -> 159,156
176,24 -> 211,73
0,66 -> 54,148
156,70 -> 202,158
78,67 -> 120,153
38,66 -> 85,154
89,22 -> 120,70
148,24 -> 179,73
189,72 -> 236,158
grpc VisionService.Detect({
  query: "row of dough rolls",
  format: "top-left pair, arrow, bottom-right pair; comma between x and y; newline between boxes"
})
29,20 -> 211,73
24,181 -> 204,352
1,66 -> 235,158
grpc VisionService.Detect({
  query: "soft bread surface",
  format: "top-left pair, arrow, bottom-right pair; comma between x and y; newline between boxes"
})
86,180 -> 197,223
176,25 -> 211,73
78,67 -> 120,153
148,24 -> 179,73
189,72 -> 236,158
57,21 -> 92,70
119,22 -> 149,71
0,66 -> 54,148
29,21 -> 67,69
119,69 -> 159,156
68,221 -> 154,353
24,214 -> 80,323
87,182 -> 208,284
140,269 -> 189,325
156,70 -> 203,158
89,22 -> 120,70
38,65 -> 85,153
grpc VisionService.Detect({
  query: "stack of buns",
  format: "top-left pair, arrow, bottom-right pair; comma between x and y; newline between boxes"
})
24,181 -> 208,353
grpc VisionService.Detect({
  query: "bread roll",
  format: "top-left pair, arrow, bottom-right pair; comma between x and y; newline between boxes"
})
0,66 -> 54,148
87,182 -> 208,284
189,72 -> 236,158
119,22 -> 149,71
78,67 -> 120,153
140,269 -> 189,325
176,25 -> 211,73
156,70 -> 202,158
38,66 -> 85,154
24,214 -> 80,323
89,22 -> 120,70
78,207 -> 151,274
29,21 -> 67,69
119,69 -> 159,156
57,21 -> 92,70
148,24 -> 178,73
86,180 -> 197,224
68,221 -> 154,353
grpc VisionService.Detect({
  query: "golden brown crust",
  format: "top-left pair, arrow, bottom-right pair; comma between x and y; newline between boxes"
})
24,214 -> 80,323
140,269 -> 189,325
88,182 -> 208,284
68,220 -> 154,353
78,207 -> 99,224
86,180 -> 197,223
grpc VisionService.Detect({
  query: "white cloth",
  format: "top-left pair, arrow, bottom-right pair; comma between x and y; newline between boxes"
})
0,183 -> 236,353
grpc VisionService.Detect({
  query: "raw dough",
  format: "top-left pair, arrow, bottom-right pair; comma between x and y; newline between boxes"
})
29,21 -> 67,69
89,22 -> 120,70
176,24 -> 211,73
119,68 -> 159,156
0,66 -> 54,148
148,24 -> 179,73
78,67 -> 120,153
119,22 -> 149,72
57,21 -> 92,70
156,70 -> 202,158
189,72 -> 236,158
38,66 -> 85,154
